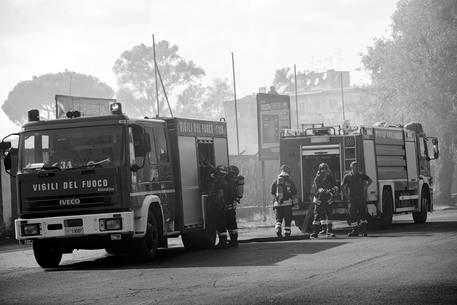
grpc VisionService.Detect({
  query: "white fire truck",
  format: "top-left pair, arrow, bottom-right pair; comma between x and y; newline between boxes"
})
279,122 -> 439,231
0,102 -> 229,268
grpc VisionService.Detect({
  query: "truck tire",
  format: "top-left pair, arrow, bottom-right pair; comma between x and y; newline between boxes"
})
182,230 -> 216,250
105,243 -> 128,255
33,240 -> 62,268
380,188 -> 393,229
134,211 -> 160,259
413,189 -> 428,224
182,223 -> 216,250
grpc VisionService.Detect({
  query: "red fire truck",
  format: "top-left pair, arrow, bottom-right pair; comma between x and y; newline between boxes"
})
0,102 -> 229,268
279,122 -> 439,231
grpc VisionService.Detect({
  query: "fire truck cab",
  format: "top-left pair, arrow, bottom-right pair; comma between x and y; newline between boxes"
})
1,102 -> 229,268
279,122 -> 439,231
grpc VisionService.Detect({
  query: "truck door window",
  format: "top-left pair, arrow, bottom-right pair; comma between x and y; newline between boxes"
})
146,127 -> 158,164
419,138 -> 428,158
154,127 -> 169,163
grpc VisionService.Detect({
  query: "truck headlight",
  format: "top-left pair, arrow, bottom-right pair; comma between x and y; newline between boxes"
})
99,218 -> 122,231
22,223 -> 40,236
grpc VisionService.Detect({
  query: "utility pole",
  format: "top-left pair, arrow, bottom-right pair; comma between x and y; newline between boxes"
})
232,52 -> 240,155
340,71 -> 346,121
294,64 -> 299,129
153,34 -> 160,117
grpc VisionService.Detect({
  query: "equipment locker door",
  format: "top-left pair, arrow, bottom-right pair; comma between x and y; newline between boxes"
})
178,136 -> 203,227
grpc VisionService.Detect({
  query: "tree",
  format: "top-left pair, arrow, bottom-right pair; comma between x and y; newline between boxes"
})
2,71 -> 114,124
113,40 -> 205,117
174,84 -> 206,119
273,67 -> 294,93
173,78 -> 232,120
201,78 -> 232,120
361,0 -> 457,205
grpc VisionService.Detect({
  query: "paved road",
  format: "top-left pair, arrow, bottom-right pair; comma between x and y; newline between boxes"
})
1,209 -> 456,305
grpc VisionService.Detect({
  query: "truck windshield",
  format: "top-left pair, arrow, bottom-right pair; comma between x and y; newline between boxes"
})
19,126 -> 124,171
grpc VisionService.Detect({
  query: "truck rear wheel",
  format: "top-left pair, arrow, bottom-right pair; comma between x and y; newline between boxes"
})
134,212 -> 160,259
413,189 -> 428,224
380,189 -> 393,229
33,240 -> 62,268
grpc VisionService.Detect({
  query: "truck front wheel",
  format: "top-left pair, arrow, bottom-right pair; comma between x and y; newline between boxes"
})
134,212 -> 160,259
33,240 -> 62,268
380,189 -> 393,229
413,189 -> 429,224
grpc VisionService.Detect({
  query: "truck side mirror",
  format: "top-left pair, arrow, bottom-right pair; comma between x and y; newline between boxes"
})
3,151 -> 12,171
0,141 -> 11,151
0,141 -> 13,171
432,138 -> 439,159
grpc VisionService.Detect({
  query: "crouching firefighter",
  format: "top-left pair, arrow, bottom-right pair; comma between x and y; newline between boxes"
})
208,165 -> 230,248
311,163 -> 338,238
271,164 -> 297,238
224,165 -> 245,247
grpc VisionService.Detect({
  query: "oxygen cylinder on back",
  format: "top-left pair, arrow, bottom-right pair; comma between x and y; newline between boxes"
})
236,175 -> 245,199
276,176 -> 285,202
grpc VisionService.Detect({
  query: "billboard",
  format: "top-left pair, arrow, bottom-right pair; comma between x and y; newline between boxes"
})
256,93 -> 291,160
55,95 -> 115,118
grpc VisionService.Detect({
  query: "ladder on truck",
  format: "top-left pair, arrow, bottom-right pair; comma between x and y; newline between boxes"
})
343,135 -> 357,172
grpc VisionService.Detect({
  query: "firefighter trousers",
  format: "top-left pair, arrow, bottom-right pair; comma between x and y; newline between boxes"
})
349,198 -> 368,227
225,208 -> 238,240
313,201 -> 332,226
275,205 -> 292,236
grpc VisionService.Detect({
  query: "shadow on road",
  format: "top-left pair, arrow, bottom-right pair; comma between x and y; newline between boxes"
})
49,240 -> 347,271
363,221 -> 457,238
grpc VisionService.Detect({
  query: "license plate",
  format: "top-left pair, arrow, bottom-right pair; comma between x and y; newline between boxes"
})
65,226 -> 84,235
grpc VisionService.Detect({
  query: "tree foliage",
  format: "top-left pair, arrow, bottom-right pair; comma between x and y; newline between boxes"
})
361,0 -> 457,204
174,78 -> 232,120
113,40 -> 205,117
2,71 -> 114,124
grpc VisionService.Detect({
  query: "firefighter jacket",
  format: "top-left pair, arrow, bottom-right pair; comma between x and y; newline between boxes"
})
271,173 -> 297,207
226,174 -> 240,210
208,173 -> 228,210
313,170 -> 337,204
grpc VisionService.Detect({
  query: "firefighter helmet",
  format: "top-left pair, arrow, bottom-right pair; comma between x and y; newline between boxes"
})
280,164 -> 290,174
228,165 -> 239,176
318,163 -> 329,171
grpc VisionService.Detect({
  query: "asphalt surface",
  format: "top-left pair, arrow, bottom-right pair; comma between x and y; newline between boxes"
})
0,208 -> 456,305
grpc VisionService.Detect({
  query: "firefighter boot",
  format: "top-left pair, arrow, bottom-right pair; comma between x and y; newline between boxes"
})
319,224 -> 327,235
360,222 -> 368,237
216,234 -> 228,249
275,224 -> 283,238
311,224 -> 320,238
228,233 -> 239,247
327,223 -> 336,237
284,226 -> 291,238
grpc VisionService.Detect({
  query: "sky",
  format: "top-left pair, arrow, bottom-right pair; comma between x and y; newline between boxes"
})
0,0 -> 398,138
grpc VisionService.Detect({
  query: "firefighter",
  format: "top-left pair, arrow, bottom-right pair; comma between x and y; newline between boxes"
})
311,163 -> 338,238
271,164 -> 297,238
225,165 -> 244,247
342,161 -> 373,237
208,165 -> 229,248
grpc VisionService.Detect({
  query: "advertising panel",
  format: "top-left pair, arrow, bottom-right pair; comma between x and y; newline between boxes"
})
256,93 -> 291,160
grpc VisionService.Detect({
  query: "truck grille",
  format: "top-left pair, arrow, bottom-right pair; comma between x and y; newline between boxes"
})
22,194 -> 112,212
